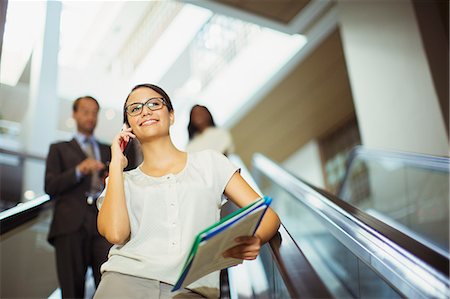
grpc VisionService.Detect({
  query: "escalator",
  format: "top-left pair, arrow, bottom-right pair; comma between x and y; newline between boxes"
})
0,148 -> 59,298
339,146 -> 449,257
1,147 -> 449,298
1,195 -> 58,298
248,149 -> 449,298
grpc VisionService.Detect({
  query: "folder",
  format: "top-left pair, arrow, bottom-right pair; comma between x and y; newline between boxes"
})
172,196 -> 272,291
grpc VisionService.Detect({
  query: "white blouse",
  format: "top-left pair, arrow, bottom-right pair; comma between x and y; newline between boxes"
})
186,127 -> 234,155
97,149 -> 239,298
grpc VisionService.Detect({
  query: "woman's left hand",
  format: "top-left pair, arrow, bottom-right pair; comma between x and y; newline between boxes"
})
222,235 -> 262,260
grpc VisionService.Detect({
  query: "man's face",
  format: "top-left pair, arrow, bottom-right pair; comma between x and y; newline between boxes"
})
73,98 -> 99,135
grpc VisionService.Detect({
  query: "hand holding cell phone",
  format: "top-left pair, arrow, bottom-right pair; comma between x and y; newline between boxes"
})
112,124 -> 135,170
119,124 -> 135,154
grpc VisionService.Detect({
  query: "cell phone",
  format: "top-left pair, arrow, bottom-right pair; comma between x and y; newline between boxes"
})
121,139 -> 132,154
120,123 -> 133,154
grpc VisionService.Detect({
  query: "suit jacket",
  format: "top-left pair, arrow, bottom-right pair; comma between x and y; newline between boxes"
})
45,138 -> 111,245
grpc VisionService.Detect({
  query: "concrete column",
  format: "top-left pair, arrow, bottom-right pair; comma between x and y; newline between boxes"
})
21,1 -> 61,200
337,0 -> 448,156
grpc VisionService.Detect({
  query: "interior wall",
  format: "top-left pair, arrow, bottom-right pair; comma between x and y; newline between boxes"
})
412,0 -> 449,133
338,0 -> 448,156
0,0 -> 7,59
282,140 -> 325,188
230,28 -> 356,166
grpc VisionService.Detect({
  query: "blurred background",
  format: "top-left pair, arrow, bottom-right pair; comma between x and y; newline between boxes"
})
0,0 -> 448,298
0,0 -> 448,203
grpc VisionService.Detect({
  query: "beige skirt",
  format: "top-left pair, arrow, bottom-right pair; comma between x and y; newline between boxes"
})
94,271 -> 205,299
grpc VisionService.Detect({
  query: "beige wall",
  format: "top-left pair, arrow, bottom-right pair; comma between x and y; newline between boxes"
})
282,140 -> 325,188
230,29 -> 356,166
338,0 -> 449,156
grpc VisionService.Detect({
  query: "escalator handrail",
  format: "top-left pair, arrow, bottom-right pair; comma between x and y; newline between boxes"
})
337,145 -> 449,257
340,147 -> 449,195
269,223 -> 333,298
252,153 -> 449,299
0,147 -> 47,161
0,195 -> 51,235
339,145 -> 449,199
229,154 -> 331,299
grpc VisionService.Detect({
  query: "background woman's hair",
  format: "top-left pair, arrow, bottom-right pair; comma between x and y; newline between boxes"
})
187,105 -> 216,140
123,83 -> 174,126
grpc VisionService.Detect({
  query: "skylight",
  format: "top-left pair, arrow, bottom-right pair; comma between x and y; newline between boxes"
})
0,1 -> 46,86
1,1 -> 308,147
130,4 -> 212,85
166,11 -> 307,147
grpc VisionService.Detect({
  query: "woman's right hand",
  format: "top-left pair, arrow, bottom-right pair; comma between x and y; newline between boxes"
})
111,126 -> 136,169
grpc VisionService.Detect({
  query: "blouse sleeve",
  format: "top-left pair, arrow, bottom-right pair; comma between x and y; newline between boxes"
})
96,174 -> 130,210
208,150 -> 240,206
96,177 -> 108,210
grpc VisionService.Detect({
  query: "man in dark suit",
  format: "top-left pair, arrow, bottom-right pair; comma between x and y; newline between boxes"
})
45,96 -> 112,299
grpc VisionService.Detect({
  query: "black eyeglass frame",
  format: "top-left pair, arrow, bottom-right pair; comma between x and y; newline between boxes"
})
124,97 -> 167,116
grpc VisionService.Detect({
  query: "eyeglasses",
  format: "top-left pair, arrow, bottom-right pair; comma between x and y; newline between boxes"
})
124,97 -> 166,116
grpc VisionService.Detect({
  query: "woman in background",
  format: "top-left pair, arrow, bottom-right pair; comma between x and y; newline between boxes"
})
186,105 -> 234,156
95,84 -> 280,298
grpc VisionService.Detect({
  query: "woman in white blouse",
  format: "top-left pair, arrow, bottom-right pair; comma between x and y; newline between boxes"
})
95,84 -> 280,298
186,105 -> 234,156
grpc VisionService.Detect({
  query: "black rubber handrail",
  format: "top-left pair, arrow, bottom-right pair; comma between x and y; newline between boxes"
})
0,195 -> 52,235
269,224 -> 332,298
229,154 -> 331,299
0,148 -> 47,161
0,149 -> 49,235
252,153 -> 449,299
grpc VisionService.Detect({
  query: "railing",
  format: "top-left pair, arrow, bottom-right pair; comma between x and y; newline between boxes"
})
1,152 -> 329,299
252,153 -> 449,299
0,147 -> 47,211
339,146 -> 449,256
228,155 -> 330,298
4,149 -> 446,298
0,195 -> 58,299
267,224 -> 331,298
0,147 -> 58,298
0,148 -> 47,161
0,195 -> 52,234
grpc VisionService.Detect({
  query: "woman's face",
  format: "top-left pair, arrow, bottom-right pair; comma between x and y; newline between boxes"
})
125,87 -> 174,140
191,106 -> 211,130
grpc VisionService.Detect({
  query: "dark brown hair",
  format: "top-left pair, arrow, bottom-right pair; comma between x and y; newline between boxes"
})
72,96 -> 99,112
187,105 -> 216,140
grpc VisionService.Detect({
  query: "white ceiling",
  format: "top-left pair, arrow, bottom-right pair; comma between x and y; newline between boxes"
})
1,0 -> 332,149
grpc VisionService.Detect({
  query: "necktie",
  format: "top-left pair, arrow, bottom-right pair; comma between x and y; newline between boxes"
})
84,138 -> 102,196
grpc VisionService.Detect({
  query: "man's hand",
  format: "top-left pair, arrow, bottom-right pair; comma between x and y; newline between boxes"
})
77,158 -> 105,175
222,235 -> 262,260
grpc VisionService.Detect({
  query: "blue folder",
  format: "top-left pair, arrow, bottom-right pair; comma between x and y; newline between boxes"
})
172,196 -> 272,291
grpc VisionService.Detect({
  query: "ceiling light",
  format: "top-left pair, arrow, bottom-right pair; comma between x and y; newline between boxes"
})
65,118 -> 74,128
24,190 -> 36,200
105,109 -> 116,120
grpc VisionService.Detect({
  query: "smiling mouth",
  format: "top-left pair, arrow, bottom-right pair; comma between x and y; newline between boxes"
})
140,119 -> 158,126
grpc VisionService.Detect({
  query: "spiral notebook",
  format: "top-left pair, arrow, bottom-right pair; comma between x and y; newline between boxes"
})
172,196 -> 272,291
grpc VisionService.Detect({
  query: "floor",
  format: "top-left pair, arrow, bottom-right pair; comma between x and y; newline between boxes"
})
47,268 -> 96,299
